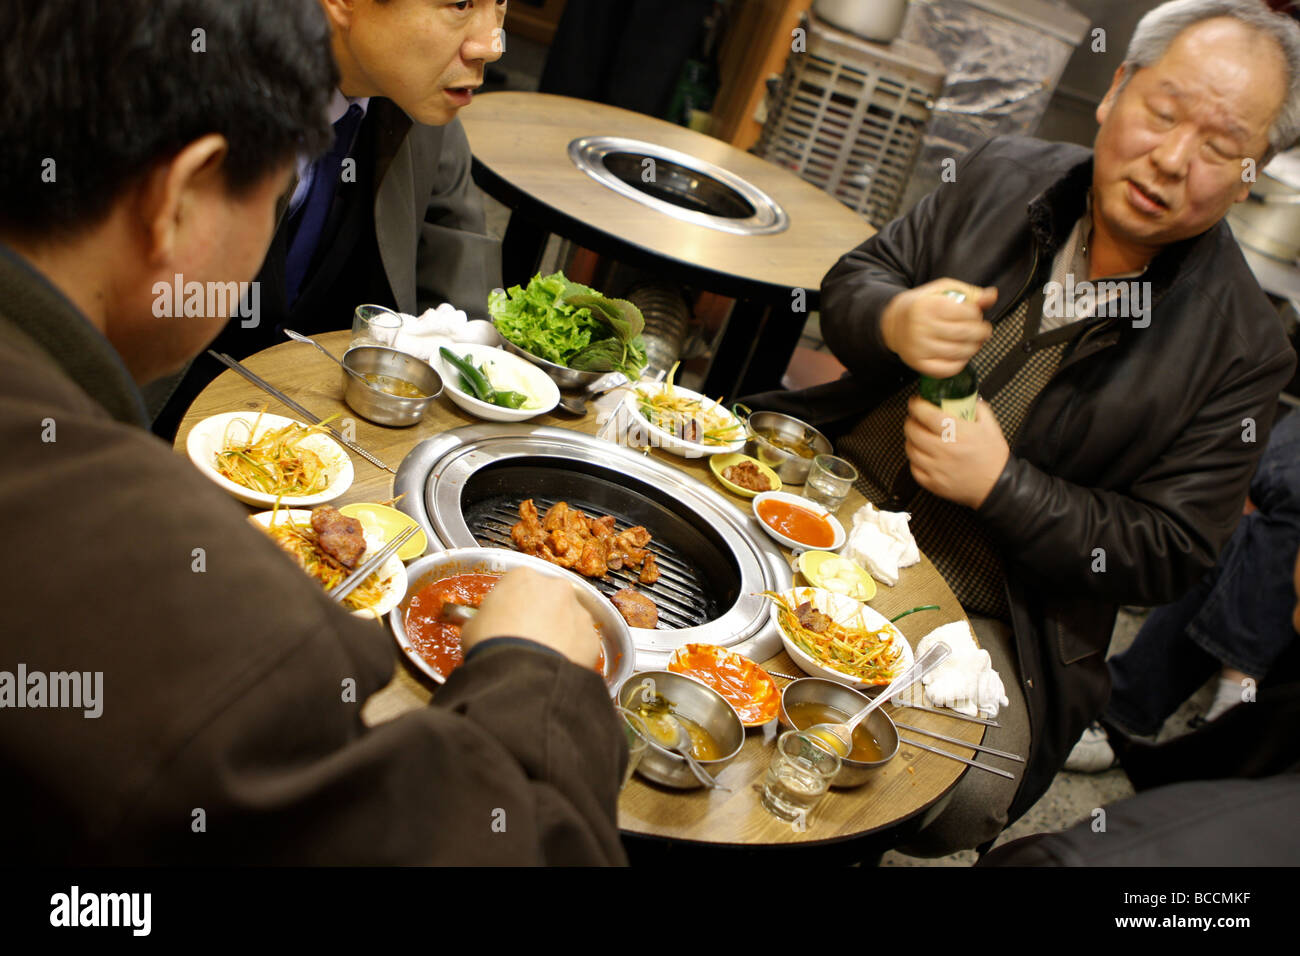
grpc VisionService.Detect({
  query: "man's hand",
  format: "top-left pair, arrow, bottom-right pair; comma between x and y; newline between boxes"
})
461,567 -> 600,669
880,279 -> 998,377
903,397 -> 1009,509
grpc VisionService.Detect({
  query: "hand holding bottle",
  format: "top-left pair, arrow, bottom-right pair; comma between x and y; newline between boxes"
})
879,279 -> 998,378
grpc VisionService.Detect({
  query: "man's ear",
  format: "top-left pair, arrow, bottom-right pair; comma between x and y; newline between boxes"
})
318,0 -> 356,31
1096,65 -> 1129,127
138,134 -> 228,266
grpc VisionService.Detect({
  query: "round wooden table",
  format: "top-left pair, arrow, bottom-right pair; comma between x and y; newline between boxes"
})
459,92 -> 875,399
176,331 -> 992,862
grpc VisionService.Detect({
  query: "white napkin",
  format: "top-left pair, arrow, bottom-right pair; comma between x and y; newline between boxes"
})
910,621 -> 1009,718
387,303 -> 472,362
842,503 -> 920,587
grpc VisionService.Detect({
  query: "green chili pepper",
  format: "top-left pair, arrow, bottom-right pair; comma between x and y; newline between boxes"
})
440,347 -> 494,403
492,390 -> 529,410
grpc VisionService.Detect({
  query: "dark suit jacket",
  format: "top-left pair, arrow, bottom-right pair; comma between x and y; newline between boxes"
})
0,242 -> 625,864
149,99 -> 501,437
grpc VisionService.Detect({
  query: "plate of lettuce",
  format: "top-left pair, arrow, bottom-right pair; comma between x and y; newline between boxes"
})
489,271 -> 648,384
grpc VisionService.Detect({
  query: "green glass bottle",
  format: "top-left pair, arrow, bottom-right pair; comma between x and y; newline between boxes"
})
917,289 -> 979,422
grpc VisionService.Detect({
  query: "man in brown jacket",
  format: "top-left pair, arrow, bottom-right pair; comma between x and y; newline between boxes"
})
0,0 -> 626,865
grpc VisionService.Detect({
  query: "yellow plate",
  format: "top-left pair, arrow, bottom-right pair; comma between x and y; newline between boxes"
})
708,453 -> 781,498
797,550 -> 876,602
338,503 -> 427,561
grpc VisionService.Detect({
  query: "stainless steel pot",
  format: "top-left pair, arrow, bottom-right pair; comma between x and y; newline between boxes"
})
617,670 -> 745,789
777,678 -> 900,788
813,0 -> 908,42
341,346 -> 443,427
1228,168 -> 1300,262
735,406 -> 833,484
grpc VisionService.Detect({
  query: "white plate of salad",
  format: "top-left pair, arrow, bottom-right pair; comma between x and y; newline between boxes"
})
437,344 -> 560,421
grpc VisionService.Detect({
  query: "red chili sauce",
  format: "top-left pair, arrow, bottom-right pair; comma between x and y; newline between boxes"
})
404,573 -> 606,679
756,499 -> 834,548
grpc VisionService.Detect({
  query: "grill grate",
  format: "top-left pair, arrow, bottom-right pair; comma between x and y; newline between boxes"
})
469,496 -> 714,630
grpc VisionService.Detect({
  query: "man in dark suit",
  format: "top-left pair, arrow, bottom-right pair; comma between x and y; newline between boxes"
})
0,0 -> 625,865
151,0 -> 506,437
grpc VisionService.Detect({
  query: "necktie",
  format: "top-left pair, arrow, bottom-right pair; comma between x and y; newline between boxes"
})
284,103 -> 365,304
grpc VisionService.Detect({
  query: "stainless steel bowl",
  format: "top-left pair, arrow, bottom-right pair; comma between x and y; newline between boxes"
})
778,678 -> 899,788
742,409 -> 833,484
391,548 -> 636,694
617,670 -> 745,789
341,346 -> 443,427
498,336 -> 606,390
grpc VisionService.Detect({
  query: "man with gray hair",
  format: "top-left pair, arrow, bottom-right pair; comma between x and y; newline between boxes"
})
751,0 -> 1300,856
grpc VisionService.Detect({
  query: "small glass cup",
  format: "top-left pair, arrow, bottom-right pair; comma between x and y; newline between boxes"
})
760,730 -> 841,823
617,707 -> 650,791
804,453 -> 858,513
351,304 -> 404,349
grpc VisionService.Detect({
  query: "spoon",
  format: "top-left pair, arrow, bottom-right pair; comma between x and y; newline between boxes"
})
805,641 -> 952,757
660,714 -> 730,791
554,372 -> 628,416
284,328 -> 369,383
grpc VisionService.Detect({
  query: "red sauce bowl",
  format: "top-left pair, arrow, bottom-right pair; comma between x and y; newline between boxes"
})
390,548 -> 635,695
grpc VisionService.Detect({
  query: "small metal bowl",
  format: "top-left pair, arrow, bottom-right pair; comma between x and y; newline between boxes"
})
741,409 -> 832,484
341,346 -> 443,427
498,336 -> 606,390
617,670 -> 745,789
778,678 -> 899,788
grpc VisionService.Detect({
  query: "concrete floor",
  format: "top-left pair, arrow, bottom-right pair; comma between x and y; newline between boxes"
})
882,607 -> 1219,866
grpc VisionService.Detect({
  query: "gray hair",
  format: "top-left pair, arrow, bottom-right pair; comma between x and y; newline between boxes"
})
1118,0 -> 1300,161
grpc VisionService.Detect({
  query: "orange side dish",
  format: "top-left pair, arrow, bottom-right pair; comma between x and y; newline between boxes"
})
668,643 -> 779,725
757,499 -> 835,548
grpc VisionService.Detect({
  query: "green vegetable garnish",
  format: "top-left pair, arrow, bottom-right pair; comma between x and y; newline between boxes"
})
489,271 -> 647,379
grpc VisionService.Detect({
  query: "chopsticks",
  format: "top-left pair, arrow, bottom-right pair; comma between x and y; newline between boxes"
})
891,699 -> 1000,727
894,720 -> 1024,762
207,350 -> 396,474
898,736 -> 1015,779
330,525 -> 418,603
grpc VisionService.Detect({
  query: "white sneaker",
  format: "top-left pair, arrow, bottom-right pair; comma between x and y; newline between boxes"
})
1064,722 -> 1118,773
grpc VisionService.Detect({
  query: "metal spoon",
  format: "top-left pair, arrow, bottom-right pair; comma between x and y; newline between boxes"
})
660,714 -> 730,791
806,641 -> 952,757
284,328 -> 369,383
554,372 -> 628,416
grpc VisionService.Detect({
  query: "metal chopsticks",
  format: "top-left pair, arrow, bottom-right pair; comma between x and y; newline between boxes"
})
898,736 -> 1015,779
330,525 -> 418,603
891,699 -> 1000,727
207,350 -> 397,474
894,720 -> 1024,762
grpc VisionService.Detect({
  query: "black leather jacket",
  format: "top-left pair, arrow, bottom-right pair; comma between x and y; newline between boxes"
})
773,136 -> 1296,821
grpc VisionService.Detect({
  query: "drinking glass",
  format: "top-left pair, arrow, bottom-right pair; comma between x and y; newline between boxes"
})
760,730 -> 841,823
351,304 -> 404,349
804,454 -> 858,513
618,707 -> 650,790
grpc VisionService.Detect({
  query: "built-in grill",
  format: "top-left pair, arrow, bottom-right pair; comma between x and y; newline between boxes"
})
394,425 -> 791,665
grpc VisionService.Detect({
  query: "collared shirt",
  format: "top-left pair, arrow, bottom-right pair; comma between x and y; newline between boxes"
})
1040,194 -> 1148,333
287,89 -> 371,218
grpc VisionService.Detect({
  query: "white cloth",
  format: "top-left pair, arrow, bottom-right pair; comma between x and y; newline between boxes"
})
386,304 -> 486,361
843,503 -> 920,586
911,621 -> 1009,718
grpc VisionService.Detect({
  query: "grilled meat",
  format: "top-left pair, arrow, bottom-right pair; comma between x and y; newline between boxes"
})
511,500 -> 658,583
310,506 -> 366,569
722,460 -> 773,492
795,600 -> 833,634
611,588 -> 658,628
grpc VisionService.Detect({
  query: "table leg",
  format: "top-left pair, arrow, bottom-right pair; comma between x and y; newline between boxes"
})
501,212 -> 551,288
703,297 -> 806,398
